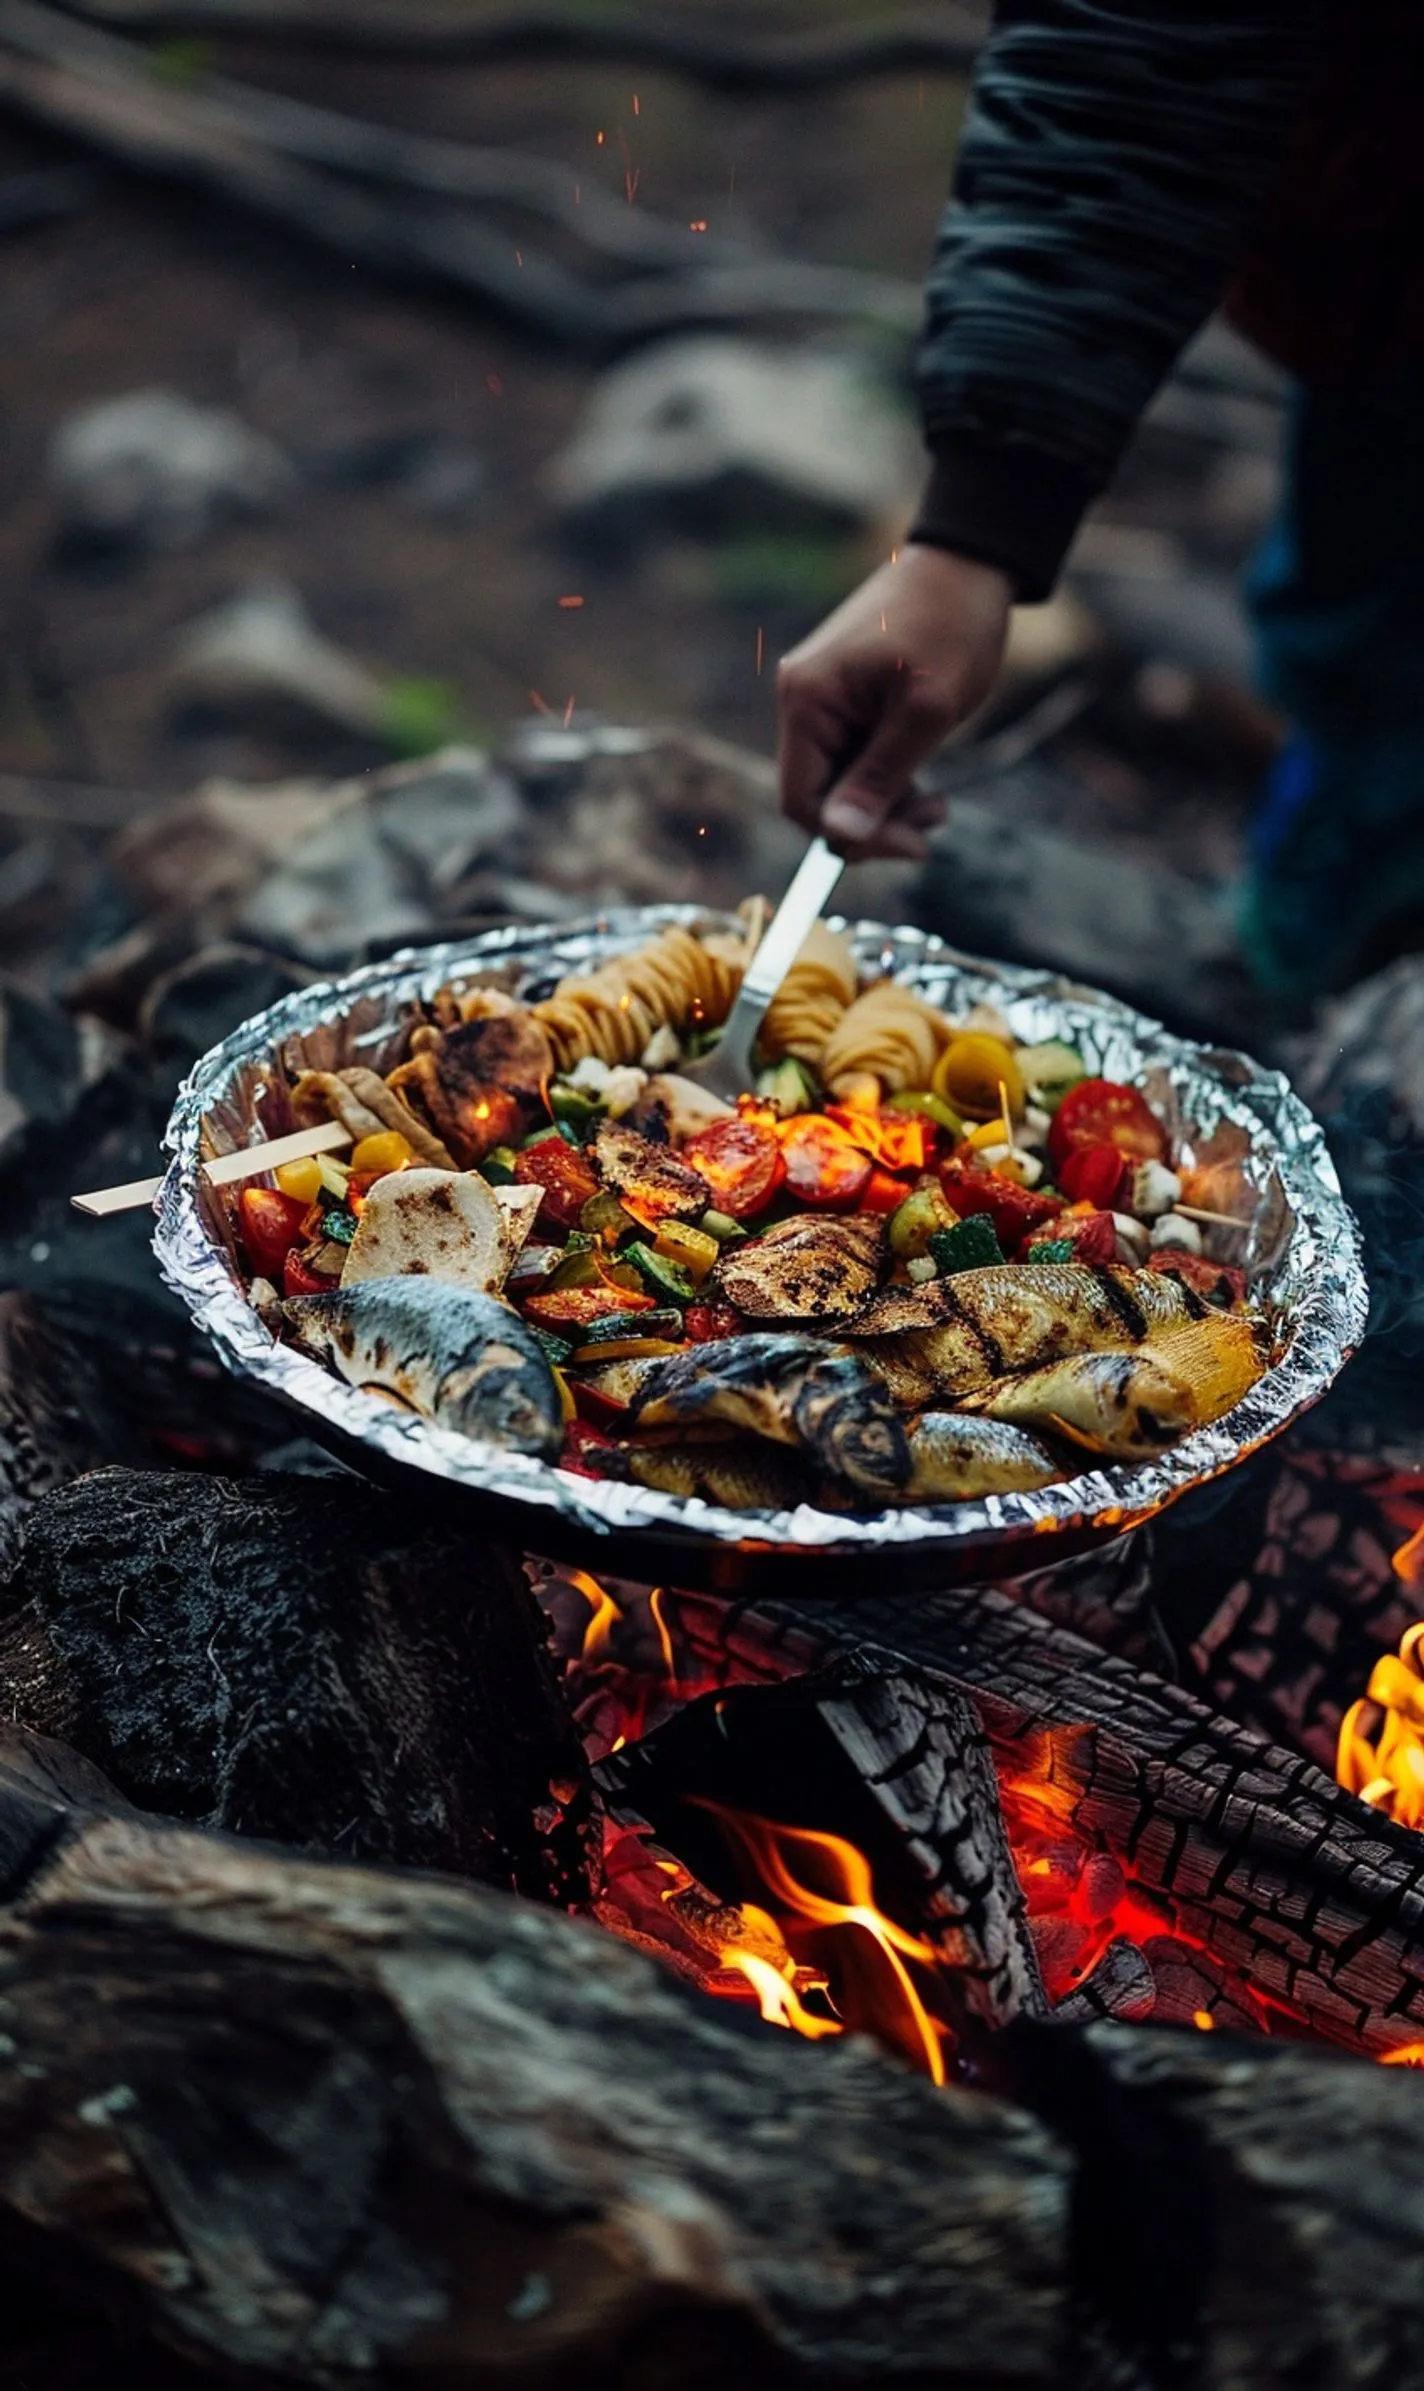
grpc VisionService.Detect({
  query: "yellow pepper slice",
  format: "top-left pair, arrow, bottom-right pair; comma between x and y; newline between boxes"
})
931,1033 -> 1025,1122
350,1130 -> 414,1178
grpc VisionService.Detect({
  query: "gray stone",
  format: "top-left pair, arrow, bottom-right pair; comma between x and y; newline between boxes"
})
49,388 -> 294,552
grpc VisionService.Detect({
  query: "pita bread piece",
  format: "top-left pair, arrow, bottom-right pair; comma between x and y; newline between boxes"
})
341,1168 -> 511,1293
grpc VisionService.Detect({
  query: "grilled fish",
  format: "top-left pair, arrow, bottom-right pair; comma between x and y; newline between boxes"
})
282,1277 -> 561,1457
851,1263 -> 1208,1405
966,1316 -> 1263,1459
623,1440 -> 814,1511
631,1333 -> 911,1498
906,1413 -> 1065,1500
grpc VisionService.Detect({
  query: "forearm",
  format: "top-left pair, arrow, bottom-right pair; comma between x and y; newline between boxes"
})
914,0 -> 1330,596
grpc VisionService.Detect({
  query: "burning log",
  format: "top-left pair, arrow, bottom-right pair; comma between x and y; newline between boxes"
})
0,1469 -> 593,1900
2,1720 -> 1424,2388
601,1651 -> 1047,2068
669,1578 -> 1424,2053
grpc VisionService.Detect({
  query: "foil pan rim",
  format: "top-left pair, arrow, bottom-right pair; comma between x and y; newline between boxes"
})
154,906 -> 1368,1556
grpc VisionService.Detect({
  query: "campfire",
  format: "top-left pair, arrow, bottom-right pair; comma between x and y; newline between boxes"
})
3,739 -> 1424,2385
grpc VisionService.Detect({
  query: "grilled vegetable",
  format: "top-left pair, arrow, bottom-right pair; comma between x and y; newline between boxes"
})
680,1115 -> 785,1218
594,1119 -> 711,1224
653,1219 -> 721,1283
939,1161 -> 1062,1253
1014,1041 -> 1086,1110
756,1057 -> 820,1115
582,1305 -> 686,1346
515,1135 -> 601,1231
826,1106 -> 935,1173
886,1089 -> 964,1138
1049,1078 -> 1168,1168
888,1183 -> 958,1261
932,1033 -> 1024,1122
714,1212 -> 883,1323
239,1187 -> 309,1278
1057,1144 -> 1133,1210
625,1242 -> 697,1305
777,1115 -> 873,1210
523,1283 -> 656,1333
928,1215 -> 1004,1275
632,1333 -> 910,1498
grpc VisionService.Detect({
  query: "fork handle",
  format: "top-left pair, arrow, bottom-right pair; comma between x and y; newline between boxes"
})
715,837 -> 845,1086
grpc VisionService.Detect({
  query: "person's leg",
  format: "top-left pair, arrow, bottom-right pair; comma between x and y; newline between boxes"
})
1242,373 -> 1424,999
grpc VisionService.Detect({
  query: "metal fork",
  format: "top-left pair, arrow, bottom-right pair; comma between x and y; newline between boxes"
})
681,836 -> 845,1101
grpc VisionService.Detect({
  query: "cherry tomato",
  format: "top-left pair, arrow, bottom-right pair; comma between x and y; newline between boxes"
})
940,1159 -> 1063,1254
685,1300 -> 743,1341
858,1166 -> 913,1215
559,1419 -> 618,1476
523,1283 -> 655,1332
1048,1078 -> 1167,1168
282,1247 -> 333,1297
1147,1251 -> 1247,1308
681,1115 -> 785,1218
1031,1208 -> 1117,1264
240,1187 -> 309,1277
826,1105 -> 934,1173
1057,1142 -> 1133,1210
515,1135 -> 600,1231
778,1115 -> 873,1210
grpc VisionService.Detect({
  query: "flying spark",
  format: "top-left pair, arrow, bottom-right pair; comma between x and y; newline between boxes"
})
558,594 -> 585,609
755,626 -> 764,676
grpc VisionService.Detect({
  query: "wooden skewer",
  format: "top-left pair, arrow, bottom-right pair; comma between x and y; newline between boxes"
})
71,1121 -> 354,1217
1173,1203 -> 1251,1232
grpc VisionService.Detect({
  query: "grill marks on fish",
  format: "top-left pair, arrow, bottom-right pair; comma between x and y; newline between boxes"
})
715,1214 -> 884,1323
282,1278 -> 562,1458
632,1333 -> 911,1497
850,1264 -> 1204,1404
962,1315 -> 1265,1459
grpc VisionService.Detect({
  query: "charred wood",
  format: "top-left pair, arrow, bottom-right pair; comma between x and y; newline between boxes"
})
0,1469 -> 594,1899
0,1723 -> 1066,2388
602,1649 -> 1048,2039
1,1725 -> 1424,2387
671,1579 -> 1424,2054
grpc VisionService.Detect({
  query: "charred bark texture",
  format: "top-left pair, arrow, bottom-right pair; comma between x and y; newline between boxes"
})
1,1725 -> 1424,2389
0,1724 -> 1066,2389
671,1580 -> 1424,2054
603,1651 -> 1047,2034
0,1469 -> 593,1901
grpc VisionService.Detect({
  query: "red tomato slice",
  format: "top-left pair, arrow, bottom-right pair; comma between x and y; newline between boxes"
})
1057,1142 -> 1133,1210
1147,1251 -> 1247,1308
681,1115 -> 785,1218
514,1135 -> 600,1231
685,1300 -> 743,1342
523,1284 -> 655,1331
559,1419 -> 617,1476
282,1246 -> 334,1297
1033,1208 -> 1117,1264
940,1160 -> 1063,1254
1048,1078 -> 1167,1167
240,1187 -> 309,1277
778,1115 -> 873,1210
826,1106 -> 934,1173
858,1166 -> 912,1215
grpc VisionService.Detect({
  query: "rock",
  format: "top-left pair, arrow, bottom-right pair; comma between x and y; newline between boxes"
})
548,337 -> 920,540
168,579 -> 393,741
0,977 -> 83,1173
138,943 -> 314,1079
48,388 -> 294,553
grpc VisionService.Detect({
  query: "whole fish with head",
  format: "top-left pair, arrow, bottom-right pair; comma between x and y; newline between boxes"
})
631,1332 -> 911,1499
964,1315 -> 1263,1459
282,1277 -> 562,1457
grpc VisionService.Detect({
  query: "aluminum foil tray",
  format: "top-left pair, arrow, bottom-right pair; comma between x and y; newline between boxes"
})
154,907 -> 1368,1584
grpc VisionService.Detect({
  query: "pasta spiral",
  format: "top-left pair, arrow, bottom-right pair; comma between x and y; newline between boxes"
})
820,978 -> 951,1097
760,920 -> 859,1067
532,924 -> 747,1070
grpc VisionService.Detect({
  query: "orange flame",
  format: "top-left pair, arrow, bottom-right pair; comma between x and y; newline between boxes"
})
720,1947 -> 843,2038
648,1585 -> 676,1683
693,1802 -> 947,2084
1337,1612 -> 1424,1828
1394,1521 -> 1424,1589
565,1566 -> 623,1662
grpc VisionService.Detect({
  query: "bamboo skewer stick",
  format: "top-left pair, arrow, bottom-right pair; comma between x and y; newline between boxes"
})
71,1121 -> 354,1217
1173,1204 -> 1252,1232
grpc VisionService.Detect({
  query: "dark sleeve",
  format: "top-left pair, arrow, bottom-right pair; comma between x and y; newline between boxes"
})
910,0 -> 1328,599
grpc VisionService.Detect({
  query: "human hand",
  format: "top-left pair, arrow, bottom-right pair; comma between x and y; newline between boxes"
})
776,545 -> 1013,859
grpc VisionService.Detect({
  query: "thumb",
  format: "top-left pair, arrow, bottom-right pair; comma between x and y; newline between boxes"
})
820,678 -> 943,850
